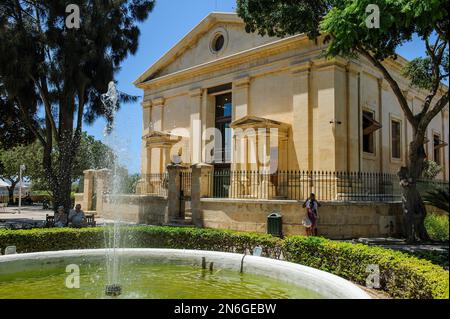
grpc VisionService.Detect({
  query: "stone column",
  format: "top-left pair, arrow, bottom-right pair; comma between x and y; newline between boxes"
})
191,163 -> 213,227
189,88 -> 203,165
258,129 -> 270,199
292,62 -> 312,171
233,76 -> 250,121
139,100 -> 152,194
94,169 -> 111,216
82,170 -> 95,211
346,63 -> 361,172
166,163 -> 183,223
151,98 -> 164,173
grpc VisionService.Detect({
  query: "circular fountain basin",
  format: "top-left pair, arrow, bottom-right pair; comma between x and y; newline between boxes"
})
0,249 -> 370,299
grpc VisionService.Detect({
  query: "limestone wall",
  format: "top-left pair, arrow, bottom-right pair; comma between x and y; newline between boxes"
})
200,198 -> 404,239
102,195 -> 168,225
74,193 -> 83,208
85,180 -> 406,240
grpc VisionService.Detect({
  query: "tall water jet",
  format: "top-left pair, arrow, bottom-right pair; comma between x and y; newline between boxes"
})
101,81 -> 124,297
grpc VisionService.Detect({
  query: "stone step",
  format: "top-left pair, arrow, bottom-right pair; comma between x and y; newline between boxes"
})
165,222 -> 194,228
165,217 -> 193,227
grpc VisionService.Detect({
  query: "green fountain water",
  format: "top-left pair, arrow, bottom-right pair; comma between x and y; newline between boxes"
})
0,262 -> 323,299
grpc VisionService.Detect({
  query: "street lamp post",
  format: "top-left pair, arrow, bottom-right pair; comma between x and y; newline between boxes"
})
18,164 -> 26,214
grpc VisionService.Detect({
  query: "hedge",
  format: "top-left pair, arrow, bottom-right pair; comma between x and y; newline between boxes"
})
425,213 -> 449,242
282,236 -> 449,299
0,226 -> 282,257
0,226 -> 448,299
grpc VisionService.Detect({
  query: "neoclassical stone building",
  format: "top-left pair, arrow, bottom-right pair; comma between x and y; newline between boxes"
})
134,12 -> 449,184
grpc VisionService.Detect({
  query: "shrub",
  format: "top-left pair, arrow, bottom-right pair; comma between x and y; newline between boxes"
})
405,249 -> 449,270
425,213 -> 449,242
0,227 -> 448,299
0,228 -> 105,252
282,236 -> 449,299
0,226 -> 282,257
423,186 -> 449,213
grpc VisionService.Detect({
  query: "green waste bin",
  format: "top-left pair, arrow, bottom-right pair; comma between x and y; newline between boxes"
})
267,212 -> 282,237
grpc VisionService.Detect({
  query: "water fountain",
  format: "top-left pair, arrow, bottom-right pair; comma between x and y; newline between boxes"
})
0,82 -> 371,300
101,81 -> 123,297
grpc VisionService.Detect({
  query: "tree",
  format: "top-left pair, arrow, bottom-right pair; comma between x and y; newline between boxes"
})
423,186 -> 449,213
0,0 -> 155,212
237,0 -> 449,242
0,143 -> 41,203
0,88 -> 37,149
22,132 -> 116,195
422,160 -> 442,180
121,173 -> 141,194
73,132 -> 116,177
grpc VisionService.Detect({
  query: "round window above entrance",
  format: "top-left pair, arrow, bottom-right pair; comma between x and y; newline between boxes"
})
209,28 -> 228,55
213,34 -> 225,52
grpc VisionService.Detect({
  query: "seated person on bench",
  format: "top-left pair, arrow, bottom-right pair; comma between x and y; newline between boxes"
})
55,206 -> 68,227
68,204 -> 86,228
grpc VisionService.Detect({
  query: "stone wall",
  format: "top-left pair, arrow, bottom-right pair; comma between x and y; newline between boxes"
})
77,168 -> 407,239
74,193 -> 83,208
200,198 -> 404,239
102,195 -> 168,225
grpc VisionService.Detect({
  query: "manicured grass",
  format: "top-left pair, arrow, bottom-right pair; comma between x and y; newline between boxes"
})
0,226 -> 448,299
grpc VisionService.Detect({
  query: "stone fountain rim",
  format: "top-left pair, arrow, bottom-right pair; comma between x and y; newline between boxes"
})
0,248 -> 371,299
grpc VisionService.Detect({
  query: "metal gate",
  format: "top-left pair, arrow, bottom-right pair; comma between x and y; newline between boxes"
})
179,169 -> 192,219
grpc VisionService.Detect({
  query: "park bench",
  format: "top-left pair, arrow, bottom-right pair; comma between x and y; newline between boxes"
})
45,213 -> 96,228
45,214 -> 55,228
85,214 -> 96,227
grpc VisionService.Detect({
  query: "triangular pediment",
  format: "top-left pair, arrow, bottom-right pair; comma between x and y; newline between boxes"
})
143,130 -> 182,148
231,116 -> 290,130
134,12 -> 278,86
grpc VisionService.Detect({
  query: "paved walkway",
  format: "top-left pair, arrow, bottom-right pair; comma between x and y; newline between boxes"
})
353,237 -> 449,254
0,205 -> 114,229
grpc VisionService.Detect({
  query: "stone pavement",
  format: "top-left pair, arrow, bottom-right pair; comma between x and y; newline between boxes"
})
352,237 -> 449,270
353,237 -> 449,254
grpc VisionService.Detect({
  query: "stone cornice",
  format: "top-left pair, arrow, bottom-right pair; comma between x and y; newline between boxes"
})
234,75 -> 251,88
152,97 -> 165,107
313,56 -> 348,71
141,100 -> 152,109
189,88 -> 203,97
134,12 -> 243,86
143,130 -> 182,148
136,33 -> 311,90
345,61 -> 362,74
291,61 -> 312,74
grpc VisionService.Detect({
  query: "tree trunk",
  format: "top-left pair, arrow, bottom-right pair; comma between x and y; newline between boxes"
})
7,181 -> 17,204
51,131 -> 77,213
42,92 -> 83,214
398,137 -> 430,243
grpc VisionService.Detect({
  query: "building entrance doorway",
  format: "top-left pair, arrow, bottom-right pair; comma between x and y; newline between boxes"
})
213,91 -> 232,197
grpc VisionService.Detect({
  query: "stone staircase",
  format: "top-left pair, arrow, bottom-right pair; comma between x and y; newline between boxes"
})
166,209 -> 193,227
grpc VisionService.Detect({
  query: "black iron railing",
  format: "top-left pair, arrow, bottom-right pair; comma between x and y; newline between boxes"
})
141,173 -> 169,197
207,170 -> 411,201
141,169 -> 448,202
180,169 -> 192,200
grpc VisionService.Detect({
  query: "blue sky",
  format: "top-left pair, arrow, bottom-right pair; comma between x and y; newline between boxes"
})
88,0 -> 237,173
86,0 -> 438,174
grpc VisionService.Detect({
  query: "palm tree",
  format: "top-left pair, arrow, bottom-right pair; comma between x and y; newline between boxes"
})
423,187 -> 449,213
